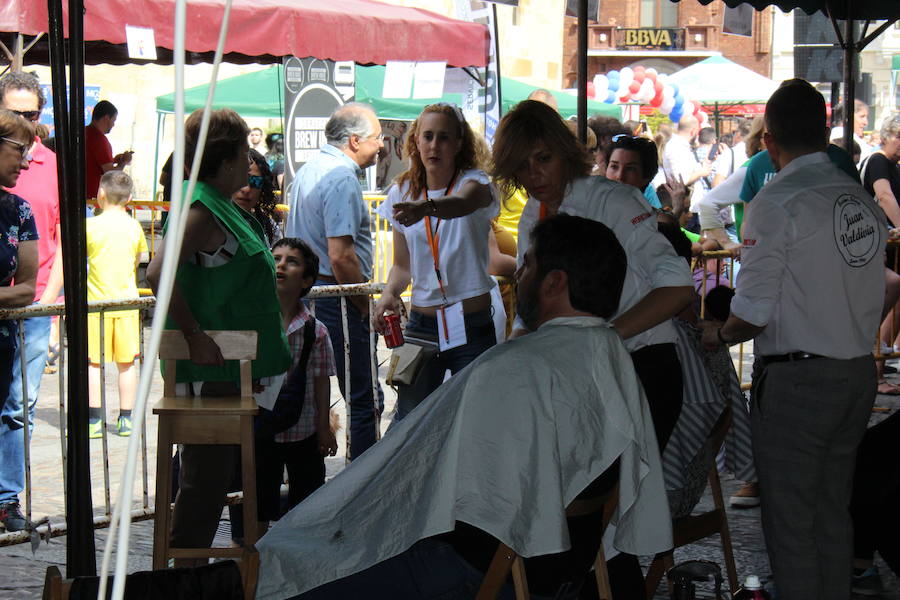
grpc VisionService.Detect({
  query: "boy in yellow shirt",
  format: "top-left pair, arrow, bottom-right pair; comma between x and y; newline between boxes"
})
86,171 -> 148,437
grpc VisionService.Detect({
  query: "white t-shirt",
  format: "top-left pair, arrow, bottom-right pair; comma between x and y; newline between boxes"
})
378,169 -> 499,307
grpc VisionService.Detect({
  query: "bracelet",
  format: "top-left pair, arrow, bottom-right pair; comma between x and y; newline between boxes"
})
716,327 -> 729,345
426,197 -> 438,214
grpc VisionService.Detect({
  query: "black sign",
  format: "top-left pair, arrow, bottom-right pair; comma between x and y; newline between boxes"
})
793,11 -> 856,83
616,28 -> 683,50
282,57 -> 355,192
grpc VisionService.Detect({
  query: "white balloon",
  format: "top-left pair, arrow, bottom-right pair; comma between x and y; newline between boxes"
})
682,101 -> 694,117
618,67 -> 634,92
657,73 -> 668,84
640,79 -> 654,102
661,96 -> 675,113
663,85 -> 675,99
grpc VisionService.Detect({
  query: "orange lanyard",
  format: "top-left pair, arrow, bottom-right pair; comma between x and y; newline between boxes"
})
423,171 -> 458,340
540,202 -> 548,221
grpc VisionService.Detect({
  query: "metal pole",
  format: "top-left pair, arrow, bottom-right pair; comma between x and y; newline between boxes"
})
841,2 -> 855,157
577,0 -> 588,144
61,0 -> 96,577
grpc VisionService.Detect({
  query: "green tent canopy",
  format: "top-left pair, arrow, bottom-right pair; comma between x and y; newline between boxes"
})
155,65 -> 620,120
156,66 -> 285,117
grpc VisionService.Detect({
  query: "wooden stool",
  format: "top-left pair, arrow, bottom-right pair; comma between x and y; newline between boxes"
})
152,330 -> 259,570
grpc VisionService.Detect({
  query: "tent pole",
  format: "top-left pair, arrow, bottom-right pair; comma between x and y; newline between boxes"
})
841,0 -> 854,156
151,111 -> 164,204
577,0 -> 587,143
58,0 -> 95,577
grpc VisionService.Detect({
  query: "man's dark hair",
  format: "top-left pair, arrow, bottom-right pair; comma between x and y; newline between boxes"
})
604,135 -> 659,183
530,214 -> 627,319
765,79 -> 827,153
0,71 -> 46,110
737,119 -> 752,139
698,127 -> 716,145
831,99 -> 867,125
272,237 -> 319,298
92,100 -> 118,122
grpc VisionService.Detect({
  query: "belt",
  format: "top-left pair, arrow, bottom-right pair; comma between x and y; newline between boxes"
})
317,273 -> 337,283
759,352 -> 825,366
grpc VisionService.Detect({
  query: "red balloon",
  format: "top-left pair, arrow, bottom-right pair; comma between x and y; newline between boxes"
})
646,71 -> 657,82
634,72 -> 645,84
693,103 -> 702,115
628,81 -> 641,94
587,81 -> 596,98
633,65 -> 645,75
620,94 -> 631,103
650,94 -> 663,107
654,80 -> 663,94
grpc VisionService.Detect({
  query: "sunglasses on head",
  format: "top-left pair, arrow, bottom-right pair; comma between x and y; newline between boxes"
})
248,174 -> 265,189
10,110 -> 41,123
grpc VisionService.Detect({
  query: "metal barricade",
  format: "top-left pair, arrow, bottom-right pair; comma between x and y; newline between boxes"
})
0,281 -> 385,548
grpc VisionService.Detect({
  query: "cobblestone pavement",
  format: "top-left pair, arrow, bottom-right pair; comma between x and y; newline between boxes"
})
1,337 -> 898,598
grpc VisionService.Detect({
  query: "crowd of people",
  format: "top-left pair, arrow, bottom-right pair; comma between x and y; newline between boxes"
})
0,67 -> 898,600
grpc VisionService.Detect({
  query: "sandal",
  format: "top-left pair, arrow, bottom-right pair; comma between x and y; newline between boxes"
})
46,343 -> 60,366
877,380 -> 900,395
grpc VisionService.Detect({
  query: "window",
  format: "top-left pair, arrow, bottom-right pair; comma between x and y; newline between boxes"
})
640,0 -> 678,28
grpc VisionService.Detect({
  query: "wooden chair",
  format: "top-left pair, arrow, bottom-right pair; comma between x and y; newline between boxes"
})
152,330 -> 259,571
476,486 -> 619,600
644,406 -> 738,599
41,547 -> 259,600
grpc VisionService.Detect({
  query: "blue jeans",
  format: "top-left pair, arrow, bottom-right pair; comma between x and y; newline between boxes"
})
309,284 -> 383,460
395,309 -> 496,421
0,316 -> 51,504
293,538 -> 570,600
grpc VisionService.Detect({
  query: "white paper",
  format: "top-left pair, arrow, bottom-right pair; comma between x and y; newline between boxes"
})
413,61 -> 447,99
383,61 -> 415,99
253,372 -> 287,411
125,25 -> 157,60
437,302 -> 467,351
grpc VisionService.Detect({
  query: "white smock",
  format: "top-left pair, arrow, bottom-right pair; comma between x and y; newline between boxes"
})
256,316 -> 672,598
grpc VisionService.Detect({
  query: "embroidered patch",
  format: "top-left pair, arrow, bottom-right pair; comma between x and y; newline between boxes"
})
631,212 -> 651,226
833,193 -> 880,267
742,239 -> 757,247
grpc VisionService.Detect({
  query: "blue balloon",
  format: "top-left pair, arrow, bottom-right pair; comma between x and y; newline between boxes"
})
674,93 -> 684,107
670,83 -> 679,95
608,70 -> 620,80
670,109 -> 683,123
608,79 -> 619,92
606,90 -> 617,103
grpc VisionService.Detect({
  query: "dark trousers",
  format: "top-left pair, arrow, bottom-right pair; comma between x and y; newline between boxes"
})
170,444 -> 237,549
602,343 -> 683,599
230,433 -> 326,541
630,343 -> 683,453
309,286 -> 383,460
752,355 -> 875,600
851,410 -> 900,575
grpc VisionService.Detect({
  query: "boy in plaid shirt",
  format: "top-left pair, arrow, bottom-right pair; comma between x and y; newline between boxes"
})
258,238 -> 337,521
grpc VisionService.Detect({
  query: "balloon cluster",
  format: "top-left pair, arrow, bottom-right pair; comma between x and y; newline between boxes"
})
591,66 -> 708,125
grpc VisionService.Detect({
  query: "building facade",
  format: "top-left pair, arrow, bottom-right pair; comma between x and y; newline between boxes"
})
563,0 -> 773,84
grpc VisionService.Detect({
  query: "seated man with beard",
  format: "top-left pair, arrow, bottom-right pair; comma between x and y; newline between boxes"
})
256,214 -> 672,600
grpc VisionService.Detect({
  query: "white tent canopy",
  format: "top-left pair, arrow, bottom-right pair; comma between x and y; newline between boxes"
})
667,55 -> 779,104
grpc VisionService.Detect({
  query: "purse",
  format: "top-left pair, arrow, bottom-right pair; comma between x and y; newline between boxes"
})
386,334 -> 439,386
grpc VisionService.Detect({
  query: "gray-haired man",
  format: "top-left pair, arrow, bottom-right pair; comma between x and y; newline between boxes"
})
286,103 -> 384,459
